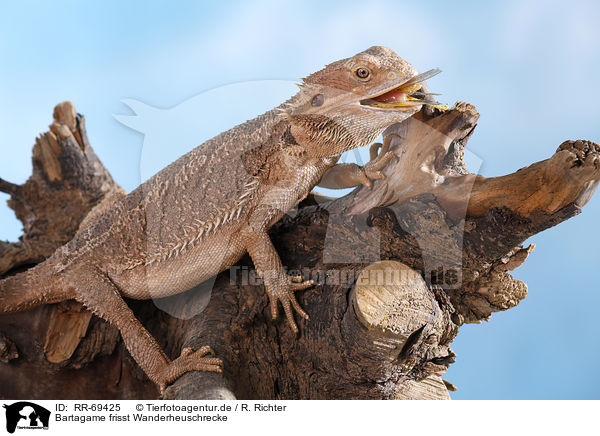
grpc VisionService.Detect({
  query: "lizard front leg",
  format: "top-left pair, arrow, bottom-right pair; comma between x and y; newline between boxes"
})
241,224 -> 314,334
68,266 -> 223,394
317,134 -> 397,189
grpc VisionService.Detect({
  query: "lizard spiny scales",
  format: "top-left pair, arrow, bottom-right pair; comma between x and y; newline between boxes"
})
0,46 -> 438,392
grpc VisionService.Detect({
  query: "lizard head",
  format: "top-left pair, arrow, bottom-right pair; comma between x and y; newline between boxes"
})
287,46 -> 440,158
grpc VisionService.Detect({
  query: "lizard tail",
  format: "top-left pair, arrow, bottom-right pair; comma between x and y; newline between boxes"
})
0,259 -> 72,313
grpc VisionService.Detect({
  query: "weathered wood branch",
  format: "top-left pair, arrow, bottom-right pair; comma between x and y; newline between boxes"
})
0,102 -> 150,398
0,101 -> 598,399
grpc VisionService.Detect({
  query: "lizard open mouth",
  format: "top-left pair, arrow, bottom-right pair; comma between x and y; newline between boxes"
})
360,68 -> 442,109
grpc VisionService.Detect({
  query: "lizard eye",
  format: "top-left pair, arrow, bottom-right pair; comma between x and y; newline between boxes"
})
355,67 -> 371,80
311,94 -> 324,107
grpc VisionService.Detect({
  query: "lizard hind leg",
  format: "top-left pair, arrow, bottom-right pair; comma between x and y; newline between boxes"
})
0,259 -> 74,313
67,267 -> 223,393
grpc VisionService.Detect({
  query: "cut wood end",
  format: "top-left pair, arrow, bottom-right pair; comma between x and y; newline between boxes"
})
353,260 -> 443,335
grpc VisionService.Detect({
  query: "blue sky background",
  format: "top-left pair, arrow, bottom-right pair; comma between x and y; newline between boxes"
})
1,0 -> 599,399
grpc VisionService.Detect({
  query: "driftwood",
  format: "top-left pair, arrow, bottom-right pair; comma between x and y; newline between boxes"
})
0,101 -> 598,399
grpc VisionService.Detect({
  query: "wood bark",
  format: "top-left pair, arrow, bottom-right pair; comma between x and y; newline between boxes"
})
0,101 -> 598,399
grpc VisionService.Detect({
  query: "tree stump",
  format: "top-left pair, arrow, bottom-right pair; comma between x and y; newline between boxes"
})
0,101 -> 598,399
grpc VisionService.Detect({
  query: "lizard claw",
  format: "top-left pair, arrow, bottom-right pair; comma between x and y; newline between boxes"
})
180,347 -> 194,357
157,345 -> 223,395
362,135 -> 396,189
369,133 -> 398,160
182,345 -> 215,358
267,275 -> 314,334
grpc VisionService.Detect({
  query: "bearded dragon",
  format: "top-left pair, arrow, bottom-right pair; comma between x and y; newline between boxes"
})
0,46 -> 439,392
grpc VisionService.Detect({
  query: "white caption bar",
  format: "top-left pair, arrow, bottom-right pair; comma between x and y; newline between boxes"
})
0,400 -> 597,435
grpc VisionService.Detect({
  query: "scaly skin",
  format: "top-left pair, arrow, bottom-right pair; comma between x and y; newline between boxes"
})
0,46 -> 436,392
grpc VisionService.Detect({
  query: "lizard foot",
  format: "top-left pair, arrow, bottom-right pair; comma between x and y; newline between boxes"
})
266,273 -> 314,334
157,345 -> 223,395
362,134 -> 398,189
